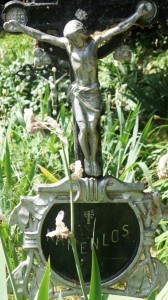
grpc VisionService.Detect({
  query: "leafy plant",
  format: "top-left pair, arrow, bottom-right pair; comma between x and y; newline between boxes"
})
89,246 -> 102,300
0,221 -> 20,299
34,258 -> 50,300
155,221 -> 168,268
1,28 -> 168,300
102,101 -> 153,183
147,287 -> 158,300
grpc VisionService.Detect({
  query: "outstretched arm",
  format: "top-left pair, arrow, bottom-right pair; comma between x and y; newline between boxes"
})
55,73 -> 68,84
95,2 -> 152,44
3,20 -> 66,49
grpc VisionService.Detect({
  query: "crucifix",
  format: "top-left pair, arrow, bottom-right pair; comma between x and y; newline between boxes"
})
4,2 -> 152,177
2,1 -> 168,299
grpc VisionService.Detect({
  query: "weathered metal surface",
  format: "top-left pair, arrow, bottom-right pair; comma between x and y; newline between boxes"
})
8,177 -> 168,299
1,0 -> 168,61
41,203 -> 141,283
3,3 -> 154,177
2,1 -> 168,299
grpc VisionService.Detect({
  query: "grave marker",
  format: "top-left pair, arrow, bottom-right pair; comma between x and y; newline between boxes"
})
2,0 -> 168,298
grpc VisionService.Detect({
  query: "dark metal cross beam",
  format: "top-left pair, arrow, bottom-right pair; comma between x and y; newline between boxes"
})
1,0 -> 168,177
1,0 -> 168,60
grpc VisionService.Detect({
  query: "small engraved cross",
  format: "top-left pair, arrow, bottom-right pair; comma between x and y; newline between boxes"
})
84,210 -> 95,225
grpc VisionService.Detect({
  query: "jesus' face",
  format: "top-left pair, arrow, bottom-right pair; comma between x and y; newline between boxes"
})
67,29 -> 88,48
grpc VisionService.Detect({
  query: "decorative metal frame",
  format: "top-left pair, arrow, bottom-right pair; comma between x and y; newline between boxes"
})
9,176 -> 168,299
3,1 -> 168,299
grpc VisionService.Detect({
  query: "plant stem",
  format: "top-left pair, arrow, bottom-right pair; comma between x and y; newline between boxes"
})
70,236 -> 88,300
61,143 -> 88,299
62,144 -> 74,234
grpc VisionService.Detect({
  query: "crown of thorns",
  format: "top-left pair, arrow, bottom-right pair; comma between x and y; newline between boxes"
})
63,20 -> 86,37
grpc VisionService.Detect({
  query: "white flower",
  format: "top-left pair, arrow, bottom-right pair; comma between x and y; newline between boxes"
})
24,110 -> 67,143
47,117 -> 68,144
24,108 -> 42,133
70,160 -> 83,179
52,67 -> 57,73
46,211 -> 70,239
157,153 -> 168,179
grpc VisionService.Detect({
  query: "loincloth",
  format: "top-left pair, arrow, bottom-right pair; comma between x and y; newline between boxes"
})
68,82 -> 101,122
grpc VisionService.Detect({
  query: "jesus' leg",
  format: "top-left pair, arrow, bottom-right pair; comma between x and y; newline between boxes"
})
77,121 -> 92,175
88,121 -> 101,176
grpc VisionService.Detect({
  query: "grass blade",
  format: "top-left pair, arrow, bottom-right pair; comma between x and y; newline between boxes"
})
0,162 -> 3,187
0,237 -> 8,300
116,101 -> 125,136
2,224 -> 19,269
41,84 -> 50,120
0,224 -> 20,300
38,164 -> 58,183
141,116 -> 153,141
89,246 -> 102,300
35,258 -> 50,300
147,287 -> 158,300
59,143 -> 69,177
4,139 -> 12,190
137,162 -> 153,190
22,159 -> 37,194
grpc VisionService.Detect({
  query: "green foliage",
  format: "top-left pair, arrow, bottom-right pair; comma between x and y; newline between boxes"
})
89,246 -> 102,300
155,221 -> 168,268
99,31 -> 168,117
0,33 -> 69,126
34,258 -> 50,300
102,296 -> 114,300
0,29 -> 168,300
102,102 -> 153,182
37,164 -> 58,182
4,139 -> 12,190
0,222 -> 20,300
146,287 -> 158,300
0,32 -> 72,213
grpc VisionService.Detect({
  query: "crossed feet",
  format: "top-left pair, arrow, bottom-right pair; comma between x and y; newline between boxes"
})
84,158 -> 101,177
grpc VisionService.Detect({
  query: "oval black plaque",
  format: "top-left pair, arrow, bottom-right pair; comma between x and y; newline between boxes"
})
41,203 -> 140,284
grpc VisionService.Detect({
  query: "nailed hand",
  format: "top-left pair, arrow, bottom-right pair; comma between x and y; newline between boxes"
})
3,20 -> 21,32
137,2 -> 153,16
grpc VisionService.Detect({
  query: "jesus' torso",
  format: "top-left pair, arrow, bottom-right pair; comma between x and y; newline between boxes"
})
66,39 -> 99,87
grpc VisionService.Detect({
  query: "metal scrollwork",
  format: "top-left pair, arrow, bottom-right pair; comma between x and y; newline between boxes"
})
8,177 -> 168,299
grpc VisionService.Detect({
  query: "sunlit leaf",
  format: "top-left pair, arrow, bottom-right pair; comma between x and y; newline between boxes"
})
23,159 -> 37,193
147,287 -> 158,300
38,164 -> 58,183
137,162 -> 153,190
35,258 -> 50,300
4,139 -> 12,189
89,246 -> 102,300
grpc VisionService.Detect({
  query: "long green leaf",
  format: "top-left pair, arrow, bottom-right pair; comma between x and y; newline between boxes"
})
4,139 -> 12,189
116,101 -> 125,136
0,161 -> 3,187
0,237 -> 8,300
41,83 -> 50,120
147,287 -> 158,300
22,159 -> 37,194
2,224 -> 19,269
131,114 -> 139,149
38,164 -> 58,183
137,162 -> 153,190
35,258 -> 50,300
141,116 -> 153,141
89,246 -> 102,300
0,225 -> 20,300
59,143 -> 69,177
